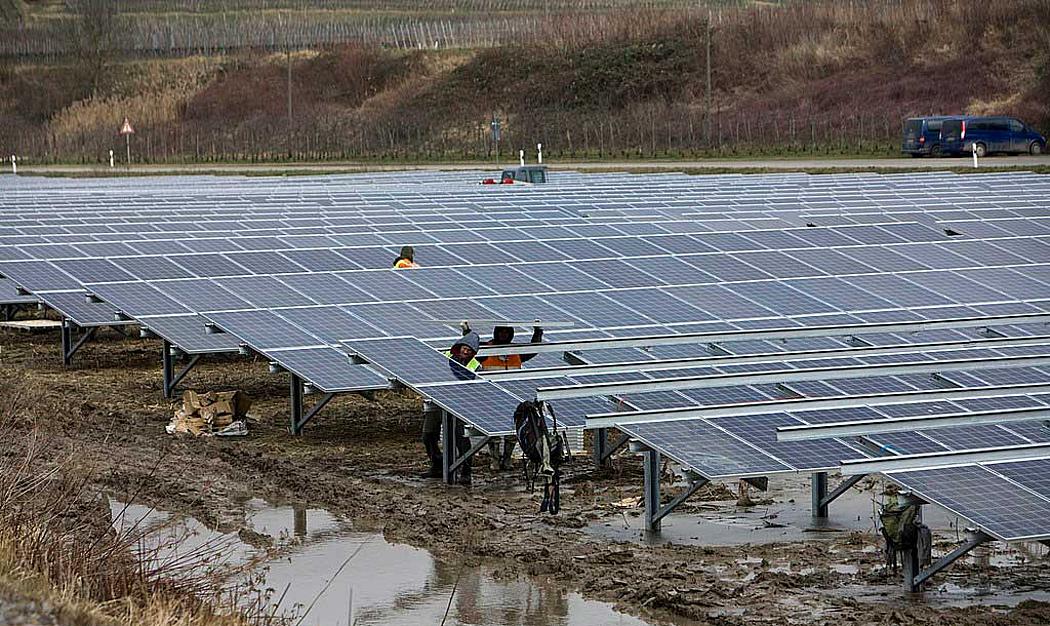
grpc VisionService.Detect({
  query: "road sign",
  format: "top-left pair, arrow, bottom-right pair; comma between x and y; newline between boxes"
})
119,118 -> 135,135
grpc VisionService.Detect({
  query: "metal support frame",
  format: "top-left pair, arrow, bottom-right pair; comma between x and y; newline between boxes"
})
635,442 -> 709,533
476,312 -> 1050,357
289,373 -> 336,435
1,303 -> 21,321
592,428 -> 630,467
903,528 -> 993,592
537,353 -> 1050,401
841,442 -> 1050,475
586,382 -> 1050,429
483,334 -> 1050,382
811,472 -> 829,518
61,318 -> 96,366
439,409 -> 490,484
161,340 -> 203,399
811,473 -> 867,518
778,406 -> 1050,442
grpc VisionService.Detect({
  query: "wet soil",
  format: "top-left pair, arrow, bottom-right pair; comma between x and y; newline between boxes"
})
2,327 -> 1048,625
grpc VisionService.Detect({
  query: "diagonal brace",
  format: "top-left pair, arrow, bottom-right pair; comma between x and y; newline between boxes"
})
62,321 -> 96,366
601,432 -> 631,462
292,389 -> 336,435
449,434 -> 492,474
651,477 -> 710,528
912,531 -> 993,589
820,474 -> 867,510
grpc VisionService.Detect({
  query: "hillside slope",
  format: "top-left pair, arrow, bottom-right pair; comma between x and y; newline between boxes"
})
1,0 -> 1047,163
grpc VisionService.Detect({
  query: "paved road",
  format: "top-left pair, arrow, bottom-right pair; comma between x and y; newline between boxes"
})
11,155 -> 1050,176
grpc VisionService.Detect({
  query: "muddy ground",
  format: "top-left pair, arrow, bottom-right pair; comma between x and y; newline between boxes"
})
1,325 -> 1048,625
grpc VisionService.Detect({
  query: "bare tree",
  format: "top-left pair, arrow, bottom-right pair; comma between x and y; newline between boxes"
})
66,0 -> 117,93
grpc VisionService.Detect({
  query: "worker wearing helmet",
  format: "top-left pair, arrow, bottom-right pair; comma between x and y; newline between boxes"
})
420,331 -> 481,484
393,245 -> 419,269
477,324 -> 544,470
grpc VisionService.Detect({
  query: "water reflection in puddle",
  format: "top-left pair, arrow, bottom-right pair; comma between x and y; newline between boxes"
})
110,498 -> 649,626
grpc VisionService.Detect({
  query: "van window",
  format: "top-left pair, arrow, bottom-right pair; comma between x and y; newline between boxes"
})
988,120 -> 1010,132
927,120 -> 943,132
904,120 -> 923,134
942,120 -> 963,136
531,170 -> 546,183
1009,119 -> 1024,132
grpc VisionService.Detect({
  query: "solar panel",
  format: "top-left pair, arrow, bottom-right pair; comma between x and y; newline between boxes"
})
344,337 -> 478,385
266,347 -> 388,393
887,464 -> 1050,541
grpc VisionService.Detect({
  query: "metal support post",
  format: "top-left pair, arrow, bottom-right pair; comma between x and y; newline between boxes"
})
61,320 -> 96,367
162,340 -> 173,398
901,542 -> 921,592
642,447 -> 662,532
593,428 -> 608,467
289,374 -> 304,435
162,343 -> 202,400
811,472 -> 829,518
293,392 -> 335,434
441,410 -> 456,484
636,443 -> 709,533
61,319 -> 72,366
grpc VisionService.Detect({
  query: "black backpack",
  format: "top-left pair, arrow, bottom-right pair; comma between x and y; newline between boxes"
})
514,400 -> 569,514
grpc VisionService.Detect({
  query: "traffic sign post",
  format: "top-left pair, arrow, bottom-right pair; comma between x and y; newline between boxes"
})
119,117 -> 135,166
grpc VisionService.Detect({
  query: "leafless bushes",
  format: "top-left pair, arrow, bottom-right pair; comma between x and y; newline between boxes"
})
0,375 -> 262,626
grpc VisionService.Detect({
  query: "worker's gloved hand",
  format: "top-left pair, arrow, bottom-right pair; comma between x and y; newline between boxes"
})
460,320 -> 471,335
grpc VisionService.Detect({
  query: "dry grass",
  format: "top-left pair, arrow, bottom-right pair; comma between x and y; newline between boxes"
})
0,375 -> 268,626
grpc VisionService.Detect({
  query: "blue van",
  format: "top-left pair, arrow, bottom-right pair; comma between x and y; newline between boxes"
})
939,116 -> 1046,157
901,116 -> 952,156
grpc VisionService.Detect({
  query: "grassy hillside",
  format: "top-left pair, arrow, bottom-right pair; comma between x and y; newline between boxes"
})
1,0 -> 1048,163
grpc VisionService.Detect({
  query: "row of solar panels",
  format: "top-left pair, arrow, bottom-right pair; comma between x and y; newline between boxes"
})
3,170 -> 1049,542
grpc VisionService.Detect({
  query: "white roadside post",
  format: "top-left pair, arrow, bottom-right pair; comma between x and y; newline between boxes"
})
972,141 -> 978,168
537,143 -> 543,164
518,149 -> 525,166
109,149 -> 114,169
9,155 -> 15,175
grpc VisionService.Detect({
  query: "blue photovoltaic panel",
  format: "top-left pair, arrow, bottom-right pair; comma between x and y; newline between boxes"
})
111,256 -> 194,280
87,282 -> 190,316
153,279 -> 254,312
624,419 -> 792,478
139,314 -> 242,353
280,273 -> 372,305
266,347 -> 388,393
38,291 -> 121,326
888,464 -> 1050,541
275,306 -> 383,343
344,336 -> 478,385
420,381 -> 523,435
214,276 -> 316,308
226,251 -> 308,275
0,260 -> 82,292
205,309 -> 322,350
170,253 -> 251,277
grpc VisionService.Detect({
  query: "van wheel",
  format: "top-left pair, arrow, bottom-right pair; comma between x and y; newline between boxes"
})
930,145 -> 942,157
1032,142 -> 1045,156
974,142 -> 988,158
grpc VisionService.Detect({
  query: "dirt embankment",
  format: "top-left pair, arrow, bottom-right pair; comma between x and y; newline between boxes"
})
2,0 -> 1048,163
1,327 -> 1048,625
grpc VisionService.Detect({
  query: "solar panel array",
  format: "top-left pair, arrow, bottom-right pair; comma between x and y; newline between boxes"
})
2,169 -> 1050,541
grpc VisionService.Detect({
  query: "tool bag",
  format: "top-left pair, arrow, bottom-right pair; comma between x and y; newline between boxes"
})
514,400 -> 569,514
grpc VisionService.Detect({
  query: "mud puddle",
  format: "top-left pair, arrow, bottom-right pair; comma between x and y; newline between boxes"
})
588,474 -> 964,547
111,498 -> 650,626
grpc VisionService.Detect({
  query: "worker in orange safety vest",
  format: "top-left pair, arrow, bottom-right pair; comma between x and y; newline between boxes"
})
393,245 -> 419,269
